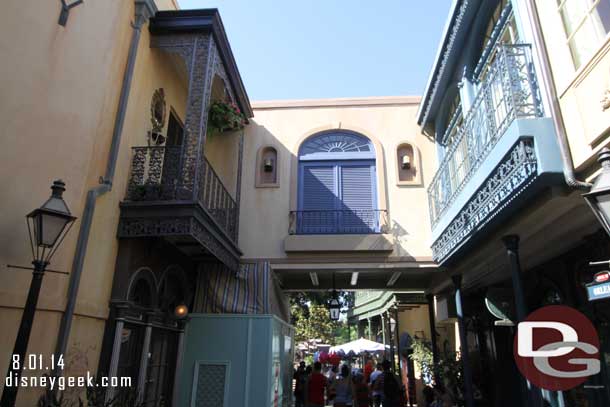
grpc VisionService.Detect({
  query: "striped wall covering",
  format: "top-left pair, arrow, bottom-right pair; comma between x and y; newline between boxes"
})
195,261 -> 272,315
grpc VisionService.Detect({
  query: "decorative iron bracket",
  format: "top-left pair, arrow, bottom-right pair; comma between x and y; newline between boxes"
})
58,0 -> 84,27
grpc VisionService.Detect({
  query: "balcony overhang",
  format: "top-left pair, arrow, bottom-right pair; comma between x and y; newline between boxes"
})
284,234 -> 394,253
348,292 -> 428,321
118,200 -> 242,271
430,118 -> 565,265
149,8 -> 253,118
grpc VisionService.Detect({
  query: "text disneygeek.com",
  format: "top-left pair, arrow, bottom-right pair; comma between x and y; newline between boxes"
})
5,372 -> 132,391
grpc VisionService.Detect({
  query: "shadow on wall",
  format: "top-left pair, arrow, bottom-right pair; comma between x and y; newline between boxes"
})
390,220 -> 412,257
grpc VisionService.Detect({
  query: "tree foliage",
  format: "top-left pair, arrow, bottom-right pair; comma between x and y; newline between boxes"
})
289,292 -> 355,346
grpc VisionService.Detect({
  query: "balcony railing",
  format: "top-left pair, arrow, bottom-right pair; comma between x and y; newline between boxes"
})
289,209 -> 388,235
197,157 -> 238,240
125,146 -> 238,240
428,44 -> 542,227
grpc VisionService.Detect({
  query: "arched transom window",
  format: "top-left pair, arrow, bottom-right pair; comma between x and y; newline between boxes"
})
299,131 -> 375,161
296,131 -> 379,234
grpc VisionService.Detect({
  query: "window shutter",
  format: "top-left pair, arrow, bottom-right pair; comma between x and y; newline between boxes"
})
339,164 -> 376,233
300,165 -> 337,233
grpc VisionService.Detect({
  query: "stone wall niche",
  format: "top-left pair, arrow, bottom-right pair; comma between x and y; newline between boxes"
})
256,146 -> 279,188
396,142 -> 422,186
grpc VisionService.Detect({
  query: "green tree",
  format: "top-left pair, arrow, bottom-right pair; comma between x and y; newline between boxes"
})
293,303 -> 341,345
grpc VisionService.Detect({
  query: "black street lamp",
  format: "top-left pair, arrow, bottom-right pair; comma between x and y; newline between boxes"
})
583,148 -> 610,237
1,180 -> 76,406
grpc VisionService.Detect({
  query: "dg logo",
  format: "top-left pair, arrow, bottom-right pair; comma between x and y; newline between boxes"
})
513,305 -> 601,391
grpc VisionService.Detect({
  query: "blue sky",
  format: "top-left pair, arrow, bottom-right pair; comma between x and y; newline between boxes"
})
178,1 -> 452,101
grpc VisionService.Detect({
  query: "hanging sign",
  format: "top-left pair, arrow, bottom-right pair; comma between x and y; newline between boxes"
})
586,271 -> 610,301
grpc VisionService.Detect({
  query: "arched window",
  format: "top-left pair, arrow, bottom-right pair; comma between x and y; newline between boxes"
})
296,131 -> 378,234
127,268 -> 157,308
157,267 -> 189,314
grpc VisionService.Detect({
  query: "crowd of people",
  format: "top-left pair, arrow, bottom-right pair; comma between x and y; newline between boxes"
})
292,359 -> 404,407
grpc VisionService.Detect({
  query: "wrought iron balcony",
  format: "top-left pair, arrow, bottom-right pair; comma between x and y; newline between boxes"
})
125,146 -> 238,241
288,209 -> 388,235
428,44 -> 543,228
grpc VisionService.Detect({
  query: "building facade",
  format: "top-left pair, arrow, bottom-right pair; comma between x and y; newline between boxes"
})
419,0 -> 610,406
0,1 -> 293,405
239,97 -> 439,292
0,1 -> 444,406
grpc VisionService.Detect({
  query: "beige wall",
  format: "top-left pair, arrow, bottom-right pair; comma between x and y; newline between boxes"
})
205,130 -> 241,198
535,0 -> 610,171
0,0 -> 182,403
238,97 -> 436,260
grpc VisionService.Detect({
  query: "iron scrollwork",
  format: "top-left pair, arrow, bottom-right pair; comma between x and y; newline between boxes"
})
431,138 -> 538,263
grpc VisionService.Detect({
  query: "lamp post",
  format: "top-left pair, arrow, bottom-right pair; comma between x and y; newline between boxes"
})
583,148 -> 610,237
1,180 -> 76,406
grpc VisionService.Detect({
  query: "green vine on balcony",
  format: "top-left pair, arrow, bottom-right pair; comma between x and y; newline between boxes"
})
207,100 -> 247,133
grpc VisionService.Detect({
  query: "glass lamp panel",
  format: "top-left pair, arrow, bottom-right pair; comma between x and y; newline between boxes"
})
40,212 -> 69,247
330,307 -> 340,321
595,194 -> 610,231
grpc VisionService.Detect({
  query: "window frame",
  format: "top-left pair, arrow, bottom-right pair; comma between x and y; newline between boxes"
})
557,0 -> 610,68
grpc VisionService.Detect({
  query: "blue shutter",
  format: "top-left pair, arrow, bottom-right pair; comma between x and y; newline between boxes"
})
300,165 -> 337,233
339,163 -> 376,233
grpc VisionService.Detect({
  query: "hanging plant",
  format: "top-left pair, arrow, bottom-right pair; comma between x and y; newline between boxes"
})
207,100 -> 247,133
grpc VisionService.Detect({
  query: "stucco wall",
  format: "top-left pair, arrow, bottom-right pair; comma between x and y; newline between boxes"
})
0,1 -> 185,403
535,0 -> 610,171
205,130 -> 241,198
238,97 -> 436,260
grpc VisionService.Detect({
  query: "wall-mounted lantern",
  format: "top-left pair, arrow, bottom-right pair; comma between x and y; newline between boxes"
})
264,158 -> 274,173
583,148 -> 610,237
401,155 -> 411,170
174,302 -> 189,319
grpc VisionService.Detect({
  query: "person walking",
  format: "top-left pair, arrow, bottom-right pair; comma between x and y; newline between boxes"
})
305,362 -> 327,407
294,361 -> 307,407
353,373 -> 370,407
333,364 -> 356,407
369,363 -> 383,407
379,360 -> 401,407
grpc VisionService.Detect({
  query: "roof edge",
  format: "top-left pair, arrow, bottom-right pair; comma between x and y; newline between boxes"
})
416,0 -> 464,126
149,9 -> 253,118
252,96 -> 421,110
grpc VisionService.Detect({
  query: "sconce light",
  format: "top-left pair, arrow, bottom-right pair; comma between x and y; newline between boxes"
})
264,158 -> 274,172
401,155 -> 411,170
174,303 -> 189,319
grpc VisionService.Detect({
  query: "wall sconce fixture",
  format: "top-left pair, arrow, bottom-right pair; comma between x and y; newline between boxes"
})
264,158 -> 274,172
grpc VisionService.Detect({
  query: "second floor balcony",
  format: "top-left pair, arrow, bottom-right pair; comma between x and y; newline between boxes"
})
125,146 -> 238,241
289,209 -> 388,235
429,44 -> 542,227
119,143 -> 243,271
426,44 -> 564,264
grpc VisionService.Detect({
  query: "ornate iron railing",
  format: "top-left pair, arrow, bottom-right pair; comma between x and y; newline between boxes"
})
289,209 -> 388,235
125,146 -> 238,240
126,146 -> 183,201
197,157 -> 238,240
428,44 -> 542,227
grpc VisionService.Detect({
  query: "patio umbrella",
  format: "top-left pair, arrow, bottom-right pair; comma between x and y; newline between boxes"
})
329,338 -> 386,354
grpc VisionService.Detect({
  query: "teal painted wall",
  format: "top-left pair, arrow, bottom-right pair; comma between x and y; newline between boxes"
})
176,314 -> 294,407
